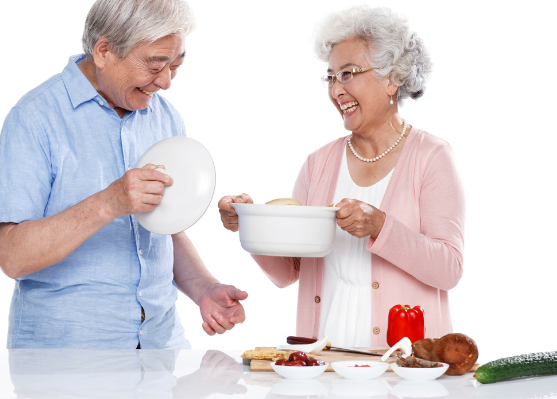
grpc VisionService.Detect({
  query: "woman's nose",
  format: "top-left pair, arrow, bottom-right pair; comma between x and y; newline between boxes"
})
331,80 -> 345,100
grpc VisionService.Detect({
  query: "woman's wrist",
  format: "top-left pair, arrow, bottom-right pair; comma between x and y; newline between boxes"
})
370,209 -> 386,240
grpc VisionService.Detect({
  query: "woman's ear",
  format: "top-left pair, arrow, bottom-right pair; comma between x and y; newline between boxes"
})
386,75 -> 399,97
92,38 -> 112,70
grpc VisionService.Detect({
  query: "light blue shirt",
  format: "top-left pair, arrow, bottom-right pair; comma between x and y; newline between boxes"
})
0,55 -> 190,349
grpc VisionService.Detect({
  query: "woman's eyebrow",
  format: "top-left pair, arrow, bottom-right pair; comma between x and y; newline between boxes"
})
327,63 -> 359,73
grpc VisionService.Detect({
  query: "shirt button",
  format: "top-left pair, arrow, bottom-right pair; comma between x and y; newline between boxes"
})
314,296 -> 321,303
139,330 -> 143,335
99,101 -> 104,106
372,282 -> 379,289
139,249 -> 143,255
138,291 -> 142,296
373,327 -> 380,334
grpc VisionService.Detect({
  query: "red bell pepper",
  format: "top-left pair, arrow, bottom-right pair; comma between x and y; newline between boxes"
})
386,304 -> 425,347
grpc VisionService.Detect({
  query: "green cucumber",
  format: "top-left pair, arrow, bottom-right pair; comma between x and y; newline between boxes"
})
474,351 -> 557,384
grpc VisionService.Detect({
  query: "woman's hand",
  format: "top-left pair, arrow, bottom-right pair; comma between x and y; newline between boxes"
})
336,198 -> 386,239
218,194 -> 253,232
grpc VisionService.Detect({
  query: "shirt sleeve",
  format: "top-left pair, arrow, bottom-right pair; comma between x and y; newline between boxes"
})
368,144 -> 465,291
0,106 -> 52,223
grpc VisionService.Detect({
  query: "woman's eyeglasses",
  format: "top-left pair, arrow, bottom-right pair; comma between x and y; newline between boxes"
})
321,67 -> 379,88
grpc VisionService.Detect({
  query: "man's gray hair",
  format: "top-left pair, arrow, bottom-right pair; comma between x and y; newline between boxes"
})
314,6 -> 431,104
83,0 -> 195,59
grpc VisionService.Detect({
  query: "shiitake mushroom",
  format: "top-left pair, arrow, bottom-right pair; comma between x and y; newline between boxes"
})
432,333 -> 479,375
412,338 -> 437,361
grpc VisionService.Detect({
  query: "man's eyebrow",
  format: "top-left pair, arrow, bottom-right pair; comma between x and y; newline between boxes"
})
145,51 -> 185,63
327,63 -> 359,73
146,55 -> 171,63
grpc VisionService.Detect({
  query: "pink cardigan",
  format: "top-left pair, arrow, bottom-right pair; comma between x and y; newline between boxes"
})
253,127 -> 465,347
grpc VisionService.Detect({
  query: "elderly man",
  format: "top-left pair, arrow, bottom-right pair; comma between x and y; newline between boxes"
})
0,0 -> 246,349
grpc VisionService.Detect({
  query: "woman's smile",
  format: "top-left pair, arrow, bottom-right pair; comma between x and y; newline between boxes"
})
341,101 -> 359,117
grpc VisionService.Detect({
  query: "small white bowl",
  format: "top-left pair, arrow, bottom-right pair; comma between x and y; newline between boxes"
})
270,362 -> 329,380
331,361 -> 389,380
391,362 -> 449,381
231,203 -> 339,257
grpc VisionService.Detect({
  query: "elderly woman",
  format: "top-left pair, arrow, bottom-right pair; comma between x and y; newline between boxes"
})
0,0 -> 247,349
219,6 -> 464,348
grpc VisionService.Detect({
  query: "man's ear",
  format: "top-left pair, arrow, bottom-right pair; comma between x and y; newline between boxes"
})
92,38 -> 113,70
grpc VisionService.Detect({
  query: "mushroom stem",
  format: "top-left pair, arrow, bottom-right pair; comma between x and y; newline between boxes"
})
381,337 -> 413,362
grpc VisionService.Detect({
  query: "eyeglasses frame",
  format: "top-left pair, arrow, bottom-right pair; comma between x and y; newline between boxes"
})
321,67 -> 380,88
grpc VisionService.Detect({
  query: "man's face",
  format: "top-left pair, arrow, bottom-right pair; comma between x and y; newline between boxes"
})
96,32 -> 185,112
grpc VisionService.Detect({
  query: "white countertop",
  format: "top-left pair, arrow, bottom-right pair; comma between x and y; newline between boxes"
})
0,349 -> 555,398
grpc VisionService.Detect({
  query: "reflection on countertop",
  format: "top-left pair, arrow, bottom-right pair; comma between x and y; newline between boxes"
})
0,349 -> 556,398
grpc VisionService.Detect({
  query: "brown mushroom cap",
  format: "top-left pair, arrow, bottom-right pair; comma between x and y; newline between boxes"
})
432,333 -> 478,375
412,338 -> 437,361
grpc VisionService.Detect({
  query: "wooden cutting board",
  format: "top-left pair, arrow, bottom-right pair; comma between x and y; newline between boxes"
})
250,348 -> 479,373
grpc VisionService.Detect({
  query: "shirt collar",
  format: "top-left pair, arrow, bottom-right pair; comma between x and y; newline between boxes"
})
62,54 -> 100,109
61,54 -> 154,113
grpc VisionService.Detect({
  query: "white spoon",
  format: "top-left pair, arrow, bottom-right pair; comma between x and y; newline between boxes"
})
276,336 -> 330,354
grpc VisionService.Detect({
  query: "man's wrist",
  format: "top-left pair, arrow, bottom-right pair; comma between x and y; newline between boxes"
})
196,281 -> 220,306
90,188 -> 119,224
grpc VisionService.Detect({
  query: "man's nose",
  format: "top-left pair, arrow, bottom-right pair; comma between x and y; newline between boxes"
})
154,68 -> 172,90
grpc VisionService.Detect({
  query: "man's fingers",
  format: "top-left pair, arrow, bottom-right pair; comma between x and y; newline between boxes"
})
139,168 -> 173,186
205,313 -> 227,334
227,286 -> 248,301
213,311 -> 235,330
142,181 -> 166,196
202,322 -> 216,336
142,193 -> 164,206
230,312 -> 246,324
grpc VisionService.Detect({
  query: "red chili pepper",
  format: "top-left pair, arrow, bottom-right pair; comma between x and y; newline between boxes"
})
386,304 -> 425,347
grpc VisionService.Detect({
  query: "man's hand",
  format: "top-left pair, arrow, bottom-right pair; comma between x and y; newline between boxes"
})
199,284 -> 248,335
101,163 -> 173,219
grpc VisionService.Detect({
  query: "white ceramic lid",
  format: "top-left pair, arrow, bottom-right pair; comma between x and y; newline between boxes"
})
134,137 -> 215,235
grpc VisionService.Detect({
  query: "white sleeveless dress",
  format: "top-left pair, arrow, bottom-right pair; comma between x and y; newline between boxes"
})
318,149 -> 394,346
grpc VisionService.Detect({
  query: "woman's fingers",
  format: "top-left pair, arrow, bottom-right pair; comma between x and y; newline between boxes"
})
218,195 -> 235,213
218,194 -> 253,232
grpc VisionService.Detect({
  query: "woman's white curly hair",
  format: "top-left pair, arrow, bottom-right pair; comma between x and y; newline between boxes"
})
314,6 -> 431,104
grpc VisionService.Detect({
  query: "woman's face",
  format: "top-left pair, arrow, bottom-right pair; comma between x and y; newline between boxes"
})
327,39 -> 391,134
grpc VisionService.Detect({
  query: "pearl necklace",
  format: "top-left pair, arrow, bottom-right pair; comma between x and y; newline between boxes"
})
348,119 -> 407,163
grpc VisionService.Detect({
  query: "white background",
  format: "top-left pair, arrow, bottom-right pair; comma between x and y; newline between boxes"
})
1,0 -> 556,365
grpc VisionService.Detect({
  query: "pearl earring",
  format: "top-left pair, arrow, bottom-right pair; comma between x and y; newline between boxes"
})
390,96 -> 394,105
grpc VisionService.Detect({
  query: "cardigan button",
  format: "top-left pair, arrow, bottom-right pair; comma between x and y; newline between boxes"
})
372,282 -> 379,289
373,327 -> 380,334
314,296 -> 321,303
